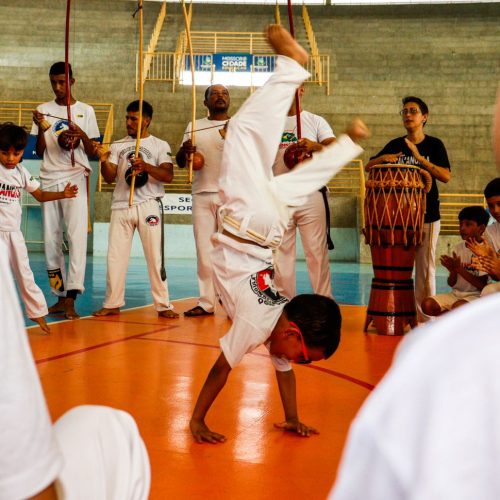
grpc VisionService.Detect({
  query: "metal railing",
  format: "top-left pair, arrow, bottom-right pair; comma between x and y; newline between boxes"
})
302,4 -> 325,89
0,101 -> 113,139
143,0 -> 167,84
440,193 -> 487,235
178,31 -> 272,54
0,101 -> 114,193
137,30 -> 330,94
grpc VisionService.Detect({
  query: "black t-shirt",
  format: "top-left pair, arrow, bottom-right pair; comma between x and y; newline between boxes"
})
370,135 -> 451,223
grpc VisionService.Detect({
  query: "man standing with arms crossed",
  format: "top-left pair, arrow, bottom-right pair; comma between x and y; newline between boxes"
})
177,85 -> 231,317
32,62 -> 100,319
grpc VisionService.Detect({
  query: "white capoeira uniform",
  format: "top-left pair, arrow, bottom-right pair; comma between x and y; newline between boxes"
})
31,100 -> 100,297
0,164 -> 48,319
0,242 -> 150,500
482,221 -> 500,296
102,135 -> 175,312
182,117 -> 228,313
428,241 -> 487,309
329,293 -> 500,500
273,111 -> 335,299
213,55 -> 362,367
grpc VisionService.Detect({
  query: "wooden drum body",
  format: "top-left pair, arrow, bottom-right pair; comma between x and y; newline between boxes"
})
363,164 -> 431,335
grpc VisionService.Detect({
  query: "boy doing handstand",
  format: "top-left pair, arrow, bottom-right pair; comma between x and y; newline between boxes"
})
0,124 -> 77,333
190,25 -> 369,443
421,206 -> 489,316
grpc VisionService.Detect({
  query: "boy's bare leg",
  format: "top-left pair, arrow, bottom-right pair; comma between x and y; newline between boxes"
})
32,316 -> 50,334
265,24 -> 308,65
48,297 -> 66,314
64,298 -> 80,320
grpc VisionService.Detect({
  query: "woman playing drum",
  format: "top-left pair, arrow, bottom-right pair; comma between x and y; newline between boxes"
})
365,96 -> 451,323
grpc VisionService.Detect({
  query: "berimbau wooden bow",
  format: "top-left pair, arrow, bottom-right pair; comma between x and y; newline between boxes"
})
287,0 -> 302,140
181,0 -> 196,184
129,0 -> 144,207
65,0 -> 75,167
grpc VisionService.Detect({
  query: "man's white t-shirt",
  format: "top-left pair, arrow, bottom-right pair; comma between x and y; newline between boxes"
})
272,110 -> 335,176
0,164 -> 40,231
109,135 -> 172,210
0,243 -> 62,499
485,221 -> 500,254
31,100 -> 100,187
182,117 -> 228,195
451,240 -> 488,292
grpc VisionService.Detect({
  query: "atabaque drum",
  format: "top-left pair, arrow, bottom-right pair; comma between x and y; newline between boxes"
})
363,164 -> 432,335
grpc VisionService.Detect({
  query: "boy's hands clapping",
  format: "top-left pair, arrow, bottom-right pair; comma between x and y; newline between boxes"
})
440,252 -> 461,273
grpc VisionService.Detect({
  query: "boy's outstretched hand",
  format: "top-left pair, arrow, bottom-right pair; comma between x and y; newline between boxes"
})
63,182 -> 78,198
190,419 -> 227,444
274,418 -> 319,437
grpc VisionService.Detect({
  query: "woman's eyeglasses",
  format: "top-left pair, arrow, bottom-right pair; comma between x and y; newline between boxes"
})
400,108 -> 420,116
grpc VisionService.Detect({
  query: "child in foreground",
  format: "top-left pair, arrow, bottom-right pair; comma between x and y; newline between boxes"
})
0,123 -> 78,333
421,205 -> 489,316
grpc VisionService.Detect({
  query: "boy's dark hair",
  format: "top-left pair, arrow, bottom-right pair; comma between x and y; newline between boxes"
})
127,100 -> 153,119
0,123 -> 28,151
484,178 -> 500,199
402,96 -> 429,115
458,205 -> 490,227
50,62 -> 73,78
284,294 -> 341,359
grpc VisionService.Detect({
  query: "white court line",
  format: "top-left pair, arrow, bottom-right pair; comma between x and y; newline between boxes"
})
26,296 -> 199,330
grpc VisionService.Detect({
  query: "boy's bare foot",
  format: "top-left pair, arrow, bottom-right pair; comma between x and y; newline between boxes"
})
190,419 -> 227,444
158,309 -> 179,319
265,24 -> 308,66
346,118 -> 370,143
32,316 -> 50,334
92,307 -> 120,317
64,298 -> 80,320
48,297 -> 66,314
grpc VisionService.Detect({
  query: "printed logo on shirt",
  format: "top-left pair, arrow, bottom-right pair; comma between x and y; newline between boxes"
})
0,183 -> 21,204
249,268 -> 287,306
399,154 -> 430,167
53,119 -> 70,137
279,131 -> 297,150
119,146 -> 153,162
126,151 -> 143,167
48,268 -> 64,292
145,215 -> 160,226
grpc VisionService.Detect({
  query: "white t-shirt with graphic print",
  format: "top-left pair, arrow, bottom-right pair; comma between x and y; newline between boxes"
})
31,100 -> 100,187
485,221 -> 500,254
109,135 -> 172,210
272,110 -> 335,176
0,164 -> 40,231
452,240 -> 488,293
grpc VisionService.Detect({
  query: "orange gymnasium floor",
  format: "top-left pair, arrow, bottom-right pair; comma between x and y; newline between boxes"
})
25,258 -> 447,499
